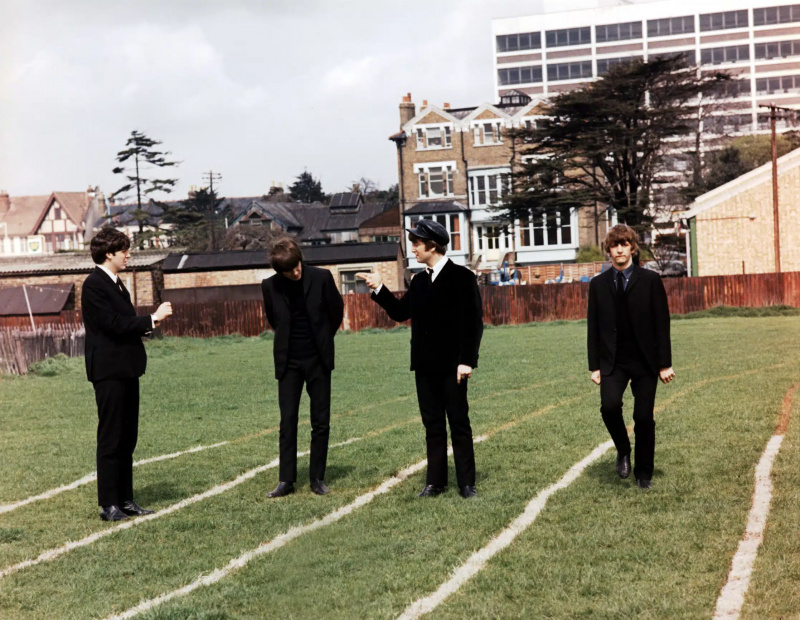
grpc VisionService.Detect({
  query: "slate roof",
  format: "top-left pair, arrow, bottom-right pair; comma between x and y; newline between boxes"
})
405,201 -> 468,215
360,206 -> 399,230
107,201 -> 166,227
329,192 -> 362,209
0,251 -> 169,275
0,283 -> 74,315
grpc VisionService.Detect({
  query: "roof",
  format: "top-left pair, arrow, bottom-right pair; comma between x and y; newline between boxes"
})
162,243 -> 400,272
685,146 -> 800,219
0,283 -> 74,315
0,251 -> 168,275
107,200 -> 166,227
359,206 -> 399,230
329,192 -> 362,209
405,201 -> 468,215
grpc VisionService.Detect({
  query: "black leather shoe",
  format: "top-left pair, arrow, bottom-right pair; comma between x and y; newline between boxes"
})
418,484 -> 446,497
616,453 -> 631,479
268,481 -> 295,498
121,500 -> 155,516
100,505 -> 129,521
459,485 -> 477,499
310,479 -> 330,495
636,478 -> 652,490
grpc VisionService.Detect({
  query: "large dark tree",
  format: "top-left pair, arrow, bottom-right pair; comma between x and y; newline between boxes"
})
162,188 -> 228,252
289,171 -> 326,203
110,130 -> 179,248
504,56 -> 728,239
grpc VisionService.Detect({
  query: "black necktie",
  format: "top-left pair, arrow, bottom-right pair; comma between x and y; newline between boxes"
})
616,270 -> 625,293
427,268 -> 434,280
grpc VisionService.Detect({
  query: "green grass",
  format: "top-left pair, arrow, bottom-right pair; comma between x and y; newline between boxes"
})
0,317 -> 799,618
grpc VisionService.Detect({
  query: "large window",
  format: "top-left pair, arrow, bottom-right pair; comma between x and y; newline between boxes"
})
597,56 -> 642,75
417,165 -> 455,198
647,16 -> 695,38
547,60 -> 593,82
415,126 -> 452,150
496,32 -> 541,52
340,270 -> 370,295
409,214 -> 462,251
473,122 -> 502,146
709,79 -> 751,99
518,208 -> 573,247
756,74 -> 800,94
700,45 -> 749,66
476,225 -> 511,252
700,10 -> 748,32
498,65 -> 543,86
468,171 -> 510,207
754,5 -> 800,26
704,113 -> 753,134
595,21 -> 642,43
545,27 -> 591,48
755,39 -> 800,59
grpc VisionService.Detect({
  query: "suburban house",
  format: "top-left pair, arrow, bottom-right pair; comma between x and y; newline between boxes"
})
0,188 -> 106,256
389,92 -> 609,272
684,146 -> 800,276
106,200 -> 173,248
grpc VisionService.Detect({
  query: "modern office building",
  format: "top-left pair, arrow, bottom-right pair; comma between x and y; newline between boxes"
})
493,0 -> 800,136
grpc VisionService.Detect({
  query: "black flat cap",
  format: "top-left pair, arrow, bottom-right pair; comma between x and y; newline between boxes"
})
407,219 -> 449,246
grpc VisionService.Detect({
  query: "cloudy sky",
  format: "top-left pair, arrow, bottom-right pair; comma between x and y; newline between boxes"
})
1,0 -> 642,201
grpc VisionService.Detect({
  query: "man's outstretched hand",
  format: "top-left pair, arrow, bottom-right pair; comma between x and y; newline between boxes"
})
356,272 -> 382,290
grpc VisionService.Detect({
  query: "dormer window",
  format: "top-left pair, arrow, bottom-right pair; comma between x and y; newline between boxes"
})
415,125 -> 452,150
473,121 -> 502,146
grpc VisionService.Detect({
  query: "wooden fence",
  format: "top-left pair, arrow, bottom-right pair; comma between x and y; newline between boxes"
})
0,326 -> 86,375
1,272 -> 799,342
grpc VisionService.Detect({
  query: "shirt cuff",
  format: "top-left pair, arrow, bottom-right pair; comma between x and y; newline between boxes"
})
374,283 -> 384,295
151,314 -> 158,329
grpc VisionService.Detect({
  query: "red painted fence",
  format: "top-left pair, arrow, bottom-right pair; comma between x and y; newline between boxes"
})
2,272 -> 800,338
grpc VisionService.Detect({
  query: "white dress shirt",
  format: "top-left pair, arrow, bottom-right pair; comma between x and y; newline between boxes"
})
98,264 -> 156,329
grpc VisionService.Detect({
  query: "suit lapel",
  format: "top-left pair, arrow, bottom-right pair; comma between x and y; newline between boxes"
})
626,265 -> 643,295
430,258 -> 452,290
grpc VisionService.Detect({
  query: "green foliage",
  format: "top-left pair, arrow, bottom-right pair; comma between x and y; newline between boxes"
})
289,170 -> 326,203
162,188 -> 228,252
575,244 -> 604,263
673,304 -> 800,320
28,353 -> 80,377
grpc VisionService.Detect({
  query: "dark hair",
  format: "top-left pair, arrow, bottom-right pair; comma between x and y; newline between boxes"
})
603,224 -> 639,256
90,227 -> 131,264
269,237 -> 303,272
408,232 -> 446,255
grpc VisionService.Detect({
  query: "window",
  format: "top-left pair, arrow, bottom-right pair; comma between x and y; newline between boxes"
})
709,79 -> 751,99
597,56 -> 642,75
476,225 -> 511,252
416,164 -> 455,198
754,4 -> 800,26
340,270 -> 370,295
651,50 -> 696,65
757,111 -> 800,130
704,113 -> 753,134
469,171 -> 510,207
498,65 -> 543,85
415,126 -> 452,150
756,74 -> 800,94
595,21 -> 642,43
547,60 -> 593,82
755,39 -> 800,59
700,45 -> 749,65
700,10 -> 748,32
473,122 -> 502,145
517,208 -> 573,247
496,32 -> 541,52
545,27 -> 591,48
647,16 -> 695,38
409,214 -> 463,252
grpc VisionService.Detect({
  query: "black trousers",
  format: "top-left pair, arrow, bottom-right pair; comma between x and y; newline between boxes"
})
600,362 -> 658,480
415,370 -> 476,488
277,356 -> 331,483
93,378 -> 140,506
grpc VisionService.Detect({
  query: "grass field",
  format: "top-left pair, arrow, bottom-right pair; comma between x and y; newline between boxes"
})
0,316 -> 799,619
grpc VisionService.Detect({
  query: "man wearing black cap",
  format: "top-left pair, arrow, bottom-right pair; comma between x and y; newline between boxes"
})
358,219 -> 483,499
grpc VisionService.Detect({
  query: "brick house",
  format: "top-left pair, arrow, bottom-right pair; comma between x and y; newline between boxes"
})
684,146 -> 800,276
0,188 -> 106,256
389,92 -> 607,272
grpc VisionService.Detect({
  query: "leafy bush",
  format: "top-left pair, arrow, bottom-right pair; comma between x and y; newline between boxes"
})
29,353 -> 78,377
575,245 -> 604,263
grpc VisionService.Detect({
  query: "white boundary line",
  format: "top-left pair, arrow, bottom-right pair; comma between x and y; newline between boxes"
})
396,440 -> 615,620
0,442 -> 228,515
103,437 -> 488,620
0,438 -> 361,581
712,434 -> 784,620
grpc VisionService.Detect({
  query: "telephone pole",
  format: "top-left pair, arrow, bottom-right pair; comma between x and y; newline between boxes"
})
202,170 -> 222,251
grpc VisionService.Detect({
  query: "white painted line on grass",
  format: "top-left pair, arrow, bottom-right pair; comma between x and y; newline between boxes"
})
103,436 -> 489,620
0,441 -> 229,516
396,439 -> 615,620
0,438 -> 361,581
712,434 -> 784,620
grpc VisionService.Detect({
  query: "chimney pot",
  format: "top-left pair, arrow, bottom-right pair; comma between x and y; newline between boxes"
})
402,92 -> 412,103
0,190 -> 9,214
423,99 -> 428,107
443,102 -> 450,109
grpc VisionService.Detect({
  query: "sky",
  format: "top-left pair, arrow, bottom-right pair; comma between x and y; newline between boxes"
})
0,0 -> 645,202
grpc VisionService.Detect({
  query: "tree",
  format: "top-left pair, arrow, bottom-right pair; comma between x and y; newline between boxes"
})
289,171 -> 326,203
349,178 -> 399,206
503,56 -> 729,240
220,225 -> 282,251
162,188 -> 228,252
110,130 -> 179,248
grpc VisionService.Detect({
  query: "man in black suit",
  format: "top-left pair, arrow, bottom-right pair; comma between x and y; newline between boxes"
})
82,227 -> 173,521
359,220 -> 483,499
587,225 -> 675,490
261,237 -> 344,498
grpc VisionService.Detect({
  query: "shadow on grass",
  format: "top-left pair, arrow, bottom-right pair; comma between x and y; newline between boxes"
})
137,482 -> 186,505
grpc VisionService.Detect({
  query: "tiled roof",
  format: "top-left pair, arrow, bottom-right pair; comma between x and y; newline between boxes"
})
0,251 -> 168,275
0,195 -> 50,236
359,206 -> 399,230
405,201 -> 468,215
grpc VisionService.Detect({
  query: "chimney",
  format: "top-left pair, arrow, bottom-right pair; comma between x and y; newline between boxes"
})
399,92 -> 415,126
423,99 -> 428,108
0,190 -> 9,214
443,102 -> 450,110
352,183 -> 360,193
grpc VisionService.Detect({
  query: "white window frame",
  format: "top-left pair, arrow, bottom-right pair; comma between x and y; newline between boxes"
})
414,123 -> 453,151
406,213 -> 466,254
413,161 -> 457,199
471,120 -> 503,146
516,208 -> 576,249
468,168 -> 511,208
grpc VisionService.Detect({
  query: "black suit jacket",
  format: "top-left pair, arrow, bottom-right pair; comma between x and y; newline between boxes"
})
372,259 -> 483,373
261,264 -> 344,380
587,265 -> 672,376
81,267 -> 152,383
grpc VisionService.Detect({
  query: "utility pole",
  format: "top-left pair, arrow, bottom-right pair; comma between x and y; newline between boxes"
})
758,103 -> 795,273
202,170 -> 222,251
